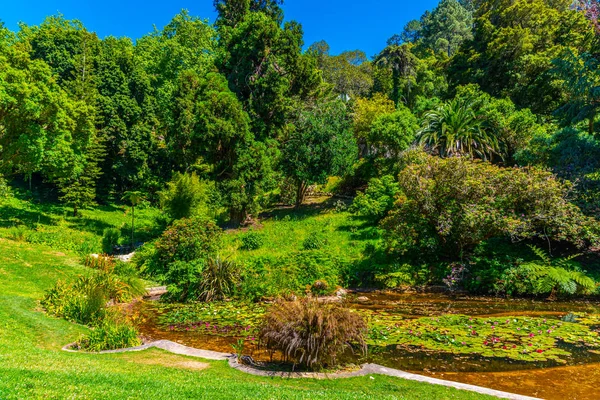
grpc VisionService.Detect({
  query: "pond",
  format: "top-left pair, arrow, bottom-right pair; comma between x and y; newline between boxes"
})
133,292 -> 600,400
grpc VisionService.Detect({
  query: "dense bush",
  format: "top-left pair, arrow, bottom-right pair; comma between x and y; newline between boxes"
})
259,298 -> 367,369
351,175 -> 400,220
137,217 -> 223,301
79,318 -> 141,351
239,251 -> 345,301
42,270 -> 145,325
240,231 -> 264,250
516,128 -> 600,217
151,217 -> 222,271
382,155 -> 600,259
102,228 -> 120,254
159,172 -> 219,220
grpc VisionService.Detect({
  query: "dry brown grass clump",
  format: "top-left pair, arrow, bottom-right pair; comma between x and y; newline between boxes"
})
258,298 -> 367,369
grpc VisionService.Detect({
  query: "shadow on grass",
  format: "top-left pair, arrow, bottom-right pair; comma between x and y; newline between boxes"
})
0,204 -> 57,228
260,198 -> 340,221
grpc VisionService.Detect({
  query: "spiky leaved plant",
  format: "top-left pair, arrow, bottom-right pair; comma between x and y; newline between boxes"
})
198,256 -> 240,301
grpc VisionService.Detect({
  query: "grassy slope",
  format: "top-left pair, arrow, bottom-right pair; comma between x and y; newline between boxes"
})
0,200 -> 492,399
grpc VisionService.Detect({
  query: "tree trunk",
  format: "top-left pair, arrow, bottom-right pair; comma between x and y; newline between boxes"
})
295,181 -> 307,209
130,206 -> 135,250
229,208 -> 247,227
73,205 -> 78,218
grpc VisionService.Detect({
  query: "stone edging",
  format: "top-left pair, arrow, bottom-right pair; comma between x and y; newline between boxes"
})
62,340 -> 540,400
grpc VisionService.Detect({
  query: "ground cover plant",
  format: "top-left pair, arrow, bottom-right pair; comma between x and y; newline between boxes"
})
365,313 -> 600,363
0,235 -> 493,399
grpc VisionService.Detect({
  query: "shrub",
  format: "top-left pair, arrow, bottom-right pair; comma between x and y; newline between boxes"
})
143,217 -> 223,302
159,172 -> 218,220
351,175 -> 400,221
382,155 -> 600,259
259,298 -> 367,369
240,231 -> 264,250
198,257 -> 240,301
42,271 -> 146,325
79,318 -> 141,351
102,228 -> 120,254
151,217 -> 222,271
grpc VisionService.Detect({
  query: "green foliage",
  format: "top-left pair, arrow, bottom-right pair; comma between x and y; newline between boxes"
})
239,251 -> 345,301
198,257 -> 240,301
552,50 -> 600,135
309,42 -> 373,98
79,318 -> 141,351
383,155 -> 600,259
501,246 -> 597,297
42,269 -> 145,325
140,217 -> 223,301
240,231 -> 264,250
102,228 -> 120,254
351,175 -> 400,220
159,172 -> 217,220
450,0 -> 594,115
367,106 -> 418,157
420,0 -> 473,57
281,100 -> 357,206
418,94 -> 499,160
259,298 -> 367,369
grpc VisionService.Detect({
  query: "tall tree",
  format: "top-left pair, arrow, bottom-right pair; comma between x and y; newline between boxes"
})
553,50 -> 600,135
281,100 -> 357,207
308,41 -> 373,98
217,7 -> 322,139
375,42 -> 417,107
421,0 -> 473,57
450,0 -> 594,114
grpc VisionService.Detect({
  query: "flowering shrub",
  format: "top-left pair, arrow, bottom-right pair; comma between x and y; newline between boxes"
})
382,155 -> 599,259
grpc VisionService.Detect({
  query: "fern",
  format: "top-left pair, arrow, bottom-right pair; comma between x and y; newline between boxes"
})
514,246 -> 596,297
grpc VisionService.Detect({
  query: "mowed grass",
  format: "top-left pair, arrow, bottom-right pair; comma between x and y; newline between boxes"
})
0,195 -> 164,254
0,216 -> 493,399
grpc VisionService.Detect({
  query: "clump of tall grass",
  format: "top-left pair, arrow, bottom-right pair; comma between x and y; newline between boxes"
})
258,298 -> 367,369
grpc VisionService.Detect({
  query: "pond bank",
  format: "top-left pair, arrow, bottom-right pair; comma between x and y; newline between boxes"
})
62,339 -> 539,400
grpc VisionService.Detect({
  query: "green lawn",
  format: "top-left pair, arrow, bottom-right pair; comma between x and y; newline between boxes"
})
0,235 -> 493,399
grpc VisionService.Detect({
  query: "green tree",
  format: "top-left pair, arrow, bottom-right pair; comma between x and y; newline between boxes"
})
450,0 -> 594,114
218,10 -> 322,138
374,43 -> 417,107
421,0 -> 473,57
368,106 -> 419,157
553,50 -> 600,135
281,101 -> 357,207
308,42 -> 373,98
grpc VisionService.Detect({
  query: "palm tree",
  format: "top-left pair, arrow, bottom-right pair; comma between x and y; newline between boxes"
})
374,42 -> 417,107
122,191 -> 145,250
417,96 -> 499,160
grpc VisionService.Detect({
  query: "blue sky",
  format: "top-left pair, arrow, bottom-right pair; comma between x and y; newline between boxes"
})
0,1 -> 439,57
